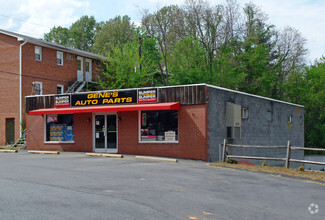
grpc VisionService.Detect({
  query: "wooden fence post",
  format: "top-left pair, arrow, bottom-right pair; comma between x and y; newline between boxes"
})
285,141 -> 291,168
222,139 -> 227,162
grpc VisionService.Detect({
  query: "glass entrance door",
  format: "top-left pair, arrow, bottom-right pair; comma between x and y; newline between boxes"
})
94,114 -> 117,153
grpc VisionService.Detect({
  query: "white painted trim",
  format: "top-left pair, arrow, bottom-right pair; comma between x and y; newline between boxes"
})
85,58 -> 92,82
19,40 -> 27,134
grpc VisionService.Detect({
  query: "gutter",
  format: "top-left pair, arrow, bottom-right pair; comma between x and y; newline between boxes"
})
18,37 -> 27,135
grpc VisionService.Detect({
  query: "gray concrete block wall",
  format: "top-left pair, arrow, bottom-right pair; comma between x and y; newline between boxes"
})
207,86 -> 304,168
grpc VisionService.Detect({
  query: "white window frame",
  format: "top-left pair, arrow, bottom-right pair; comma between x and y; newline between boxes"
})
57,51 -> 63,66
138,111 -> 179,144
241,108 -> 249,119
44,113 -> 75,143
35,46 -> 42,61
57,85 -> 64,94
34,81 -> 43,95
287,114 -> 292,124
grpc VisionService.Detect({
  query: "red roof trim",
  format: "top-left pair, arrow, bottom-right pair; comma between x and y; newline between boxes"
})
28,102 -> 180,115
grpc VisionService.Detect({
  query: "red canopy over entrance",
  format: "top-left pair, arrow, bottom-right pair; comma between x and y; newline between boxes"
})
28,102 -> 180,115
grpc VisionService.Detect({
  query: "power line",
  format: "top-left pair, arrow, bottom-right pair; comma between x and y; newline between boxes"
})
0,75 -> 61,95
0,69 -> 68,83
0,13 -> 52,29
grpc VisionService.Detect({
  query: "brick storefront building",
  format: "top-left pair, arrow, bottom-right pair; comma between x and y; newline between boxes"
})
25,84 -> 305,163
0,29 -> 104,145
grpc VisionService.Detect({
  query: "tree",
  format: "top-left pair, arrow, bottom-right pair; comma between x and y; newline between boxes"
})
43,15 -> 98,52
43,26 -> 70,46
69,15 -> 97,51
169,36 -> 210,85
93,15 -> 135,55
303,59 -> 325,148
271,27 -> 308,99
141,5 -> 183,86
236,3 -> 276,96
99,32 -> 161,89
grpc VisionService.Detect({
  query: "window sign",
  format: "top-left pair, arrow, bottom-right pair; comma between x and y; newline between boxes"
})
140,111 -> 178,142
141,113 -> 147,126
46,114 -> 74,142
47,115 -> 58,123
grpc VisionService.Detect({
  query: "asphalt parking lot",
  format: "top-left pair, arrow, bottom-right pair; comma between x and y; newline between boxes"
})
0,151 -> 324,220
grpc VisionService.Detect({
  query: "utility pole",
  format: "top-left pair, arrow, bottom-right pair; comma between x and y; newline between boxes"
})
129,35 -> 151,71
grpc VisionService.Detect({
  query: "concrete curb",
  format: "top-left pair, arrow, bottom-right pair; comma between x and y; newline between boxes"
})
28,150 -> 60,155
135,156 -> 178,163
85,153 -> 124,158
0,149 -> 18,153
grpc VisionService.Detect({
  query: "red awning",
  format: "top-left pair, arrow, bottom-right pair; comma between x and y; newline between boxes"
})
28,102 -> 180,115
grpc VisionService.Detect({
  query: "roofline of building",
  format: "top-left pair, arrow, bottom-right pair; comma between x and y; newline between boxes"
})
0,29 -> 106,60
26,83 -> 304,108
206,84 -> 304,108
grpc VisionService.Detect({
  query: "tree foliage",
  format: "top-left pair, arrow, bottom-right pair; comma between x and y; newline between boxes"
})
93,15 -> 135,55
99,32 -> 162,89
43,0 -> 325,148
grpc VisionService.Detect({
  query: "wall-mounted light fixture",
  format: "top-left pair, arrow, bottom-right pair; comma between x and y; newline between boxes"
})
87,118 -> 91,123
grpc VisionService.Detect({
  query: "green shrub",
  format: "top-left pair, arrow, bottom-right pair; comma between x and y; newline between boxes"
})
298,166 -> 305,171
226,158 -> 238,164
262,161 -> 268,167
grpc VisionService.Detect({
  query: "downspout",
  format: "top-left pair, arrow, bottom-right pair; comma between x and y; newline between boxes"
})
18,38 -> 28,135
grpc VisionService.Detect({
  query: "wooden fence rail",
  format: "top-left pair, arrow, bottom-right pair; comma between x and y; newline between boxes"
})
222,139 -> 325,168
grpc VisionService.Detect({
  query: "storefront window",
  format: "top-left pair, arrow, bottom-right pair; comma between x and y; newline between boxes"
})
46,114 -> 74,142
140,111 -> 178,142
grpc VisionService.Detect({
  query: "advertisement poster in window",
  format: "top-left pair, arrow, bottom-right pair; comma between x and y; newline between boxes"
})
138,88 -> 158,103
47,114 -> 58,123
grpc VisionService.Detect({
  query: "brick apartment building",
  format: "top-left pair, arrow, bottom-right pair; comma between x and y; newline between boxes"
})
0,29 -> 104,145
25,84 -> 304,164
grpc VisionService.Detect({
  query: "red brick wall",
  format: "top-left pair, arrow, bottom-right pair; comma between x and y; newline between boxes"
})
26,105 -> 209,161
118,105 -> 208,161
0,32 -> 102,145
0,33 -> 20,145
26,112 -> 92,152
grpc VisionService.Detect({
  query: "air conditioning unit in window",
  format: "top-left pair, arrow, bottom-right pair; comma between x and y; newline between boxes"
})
226,103 -> 241,139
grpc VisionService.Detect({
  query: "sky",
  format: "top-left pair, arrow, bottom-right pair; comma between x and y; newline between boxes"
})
0,0 -> 324,62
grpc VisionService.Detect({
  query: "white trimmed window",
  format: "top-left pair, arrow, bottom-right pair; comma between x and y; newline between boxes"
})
35,46 -> 42,61
241,108 -> 249,119
34,81 -> 42,95
287,114 -> 292,124
57,85 -> 64,94
57,51 -> 63,66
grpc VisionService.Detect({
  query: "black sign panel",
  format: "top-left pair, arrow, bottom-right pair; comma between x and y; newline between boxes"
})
71,90 -> 137,107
